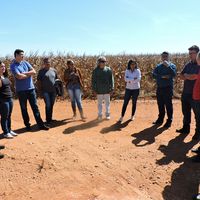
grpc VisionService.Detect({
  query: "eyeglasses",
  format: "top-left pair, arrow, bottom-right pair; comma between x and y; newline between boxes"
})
100,61 -> 106,63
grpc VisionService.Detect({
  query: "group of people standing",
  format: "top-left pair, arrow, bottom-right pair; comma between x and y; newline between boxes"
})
151,45 -> 200,143
0,46 -> 200,163
152,45 -> 200,165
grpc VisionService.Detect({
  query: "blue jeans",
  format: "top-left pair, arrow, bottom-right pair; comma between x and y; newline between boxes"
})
67,84 -> 83,114
156,86 -> 173,122
43,92 -> 56,123
121,89 -> 139,117
17,89 -> 44,127
0,98 -> 13,134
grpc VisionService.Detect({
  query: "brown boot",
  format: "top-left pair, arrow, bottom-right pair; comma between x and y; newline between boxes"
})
80,110 -> 86,121
72,111 -> 77,120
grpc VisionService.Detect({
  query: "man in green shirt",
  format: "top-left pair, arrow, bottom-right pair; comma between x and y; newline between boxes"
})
92,56 -> 114,120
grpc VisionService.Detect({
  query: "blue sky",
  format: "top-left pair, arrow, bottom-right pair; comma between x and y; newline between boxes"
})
0,0 -> 199,56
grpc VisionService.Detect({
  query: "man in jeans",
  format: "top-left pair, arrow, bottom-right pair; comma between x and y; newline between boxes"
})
92,56 -> 114,120
37,58 -> 58,125
153,52 -> 176,128
10,49 -> 49,131
176,45 -> 200,139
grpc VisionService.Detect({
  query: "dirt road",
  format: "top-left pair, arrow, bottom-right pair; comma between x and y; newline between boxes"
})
0,100 -> 199,200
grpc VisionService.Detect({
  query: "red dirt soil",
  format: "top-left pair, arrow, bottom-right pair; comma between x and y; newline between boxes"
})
0,100 -> 199,200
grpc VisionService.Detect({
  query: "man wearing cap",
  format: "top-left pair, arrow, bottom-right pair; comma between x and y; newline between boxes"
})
176,45 -> 200,140
92,56 -> 114,120
153,52 -> 176,128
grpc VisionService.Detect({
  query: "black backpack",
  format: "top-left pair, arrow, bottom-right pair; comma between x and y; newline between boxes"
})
54,79 -> 64,97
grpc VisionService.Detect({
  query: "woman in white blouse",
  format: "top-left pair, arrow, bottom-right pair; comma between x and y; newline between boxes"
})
119,59 -> 141,122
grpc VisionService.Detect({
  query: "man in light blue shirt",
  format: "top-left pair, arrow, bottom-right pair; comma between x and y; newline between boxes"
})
10,49 -> 49,131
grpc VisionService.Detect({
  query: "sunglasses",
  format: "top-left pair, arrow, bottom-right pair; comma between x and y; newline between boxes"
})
162,55 -> 168,57
100,60 -> 106,63
189,52 -> 197,55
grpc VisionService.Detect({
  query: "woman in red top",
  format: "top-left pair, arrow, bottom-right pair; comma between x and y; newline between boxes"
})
191,52 -> 200,164
192,52 -> 200,140
191,54 -> 200,200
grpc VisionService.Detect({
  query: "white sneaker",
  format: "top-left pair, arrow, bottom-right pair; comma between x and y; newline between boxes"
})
119,117 -> 123,122
10,130 -> 18,136
106,116 -> 111,120
130,116 -> 135,121
196,194 -> 200,199
4,133 -> 14,139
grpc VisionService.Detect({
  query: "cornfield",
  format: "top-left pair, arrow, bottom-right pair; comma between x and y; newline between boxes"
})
1,52 -> 189,99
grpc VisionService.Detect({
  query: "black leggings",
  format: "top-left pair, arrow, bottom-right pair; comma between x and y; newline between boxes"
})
121,89 -> 140,117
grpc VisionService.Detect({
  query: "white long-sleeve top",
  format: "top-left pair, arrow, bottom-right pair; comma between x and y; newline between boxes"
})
124,69 -> 141,90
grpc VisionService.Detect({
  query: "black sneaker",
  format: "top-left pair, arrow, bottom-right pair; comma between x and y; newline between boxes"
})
176,126 -> 190,134
39,124 -> 49,131
192,132 -> 200,140
0,153 -> 4,159
191,147 -> 200,154
192,155 -> 200,163
26,125 -> 31,131
50,119 -> 57,123
163,121 -> 172,128
0,145 -> 5,150
153,119 -> 163,125
45,121 -> 51,127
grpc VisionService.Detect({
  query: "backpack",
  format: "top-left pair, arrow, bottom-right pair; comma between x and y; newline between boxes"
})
54,79 -> 64,97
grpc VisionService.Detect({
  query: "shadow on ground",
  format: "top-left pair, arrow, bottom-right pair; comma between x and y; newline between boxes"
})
100,120 -> 132,134
63,119 -> 106,134
131,124 -> 167,146
0,119 -> 70,140
156,133 -> 200,199
162,158 -> 200,200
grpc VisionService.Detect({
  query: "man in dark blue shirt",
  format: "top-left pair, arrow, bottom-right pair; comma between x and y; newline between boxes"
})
153,51 -> 176,128
176,45 -> 200,140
